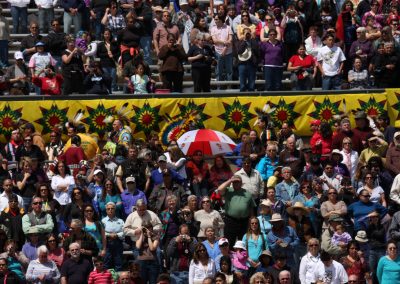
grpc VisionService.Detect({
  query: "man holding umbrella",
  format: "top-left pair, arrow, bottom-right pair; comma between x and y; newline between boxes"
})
216,175 -> 256,247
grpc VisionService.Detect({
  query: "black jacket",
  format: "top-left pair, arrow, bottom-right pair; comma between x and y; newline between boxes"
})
236,38 -> 260,66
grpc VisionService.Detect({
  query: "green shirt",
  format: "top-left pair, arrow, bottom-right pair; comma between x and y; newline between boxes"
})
224,187 -> 256,219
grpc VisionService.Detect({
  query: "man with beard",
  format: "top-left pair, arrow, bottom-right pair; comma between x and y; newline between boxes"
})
4,129 -> 23,164
60,242 -> 92,284
279,136 -> 306,180
62,219 -> 98,268
116,146 -> 147,193
332,118 -> 364,154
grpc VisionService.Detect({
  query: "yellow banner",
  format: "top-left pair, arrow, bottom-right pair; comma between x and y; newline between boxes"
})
0,90 -> 396,144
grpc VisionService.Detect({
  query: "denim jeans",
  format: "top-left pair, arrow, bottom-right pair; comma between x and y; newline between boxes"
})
215,52 -> 233,82
104,239 -> 123,271
92,10 -> 104,40
264,66 -> 283,91
238,62 -> 256,91
22,197 -> 32,213
0,40 -> 9,67
38,8 -> 54,33
170,271 -> 189,284
140,36 -> 153,65
10,6 -> 28,34
192,183 -> 208,198
138,259 -> 160,284
322,74 -> 342,90
102,67 -> 117,91
63,11 -> 82,34
369,248 -> 385,279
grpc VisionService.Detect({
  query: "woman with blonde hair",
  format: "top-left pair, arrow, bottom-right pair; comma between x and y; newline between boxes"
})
249,272 -> 267,284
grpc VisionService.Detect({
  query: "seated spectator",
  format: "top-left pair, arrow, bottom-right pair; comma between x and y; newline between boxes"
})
359,134 -> 388,167
320,188 -> 347,230
348,57 -> 369,89
0,195 -> 25,249
130,62 -> 153,94
287,44 -> 317,90
121,176 -> 147,216
84,61 -> 112,95
357,171 -> 386,207
5,52 -> 30,96
0,7 -> 9,69
304,26 -> 322,58
0,240 -> 28,281
236,11 -> 256,40
189,243 -> 216,284
26,245 -> 60,283
275,167 -> 300,207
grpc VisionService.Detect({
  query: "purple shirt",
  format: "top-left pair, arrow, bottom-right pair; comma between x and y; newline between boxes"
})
260,41 -> 284,67
22,242 -> 39,261
121,189 -> 147,216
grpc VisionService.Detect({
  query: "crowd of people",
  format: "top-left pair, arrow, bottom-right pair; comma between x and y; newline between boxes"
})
1,0 -> 400,95
0,106 -> 397,284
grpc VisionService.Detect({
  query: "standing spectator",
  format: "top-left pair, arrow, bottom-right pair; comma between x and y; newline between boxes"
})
15,157 -> 38,212
217,175 -> 256,248
312,251 -> 348,284
97,29 -> 120,92
28,42 -> 56,96
22,196 -> 54,240
89,0 -> 110,40
88,256 -> 113,284
21,22 -> 43,62
280,5 -> 304,61
349,27 -> 373,68
153,10 -> 181,56
376,240 -> 400,284
31,65 -> 63,96
275,167 -> 300,209
4,52 -> 30,96
7,0 -> 29,34
61,37 -> 85,95
187,33 -> 215,93
235,158 -> 264,200
45,234 -> 65,269
101,1 -> 126,40
260,29 -> 284,91
0,194 -> 25,249
120,176 -> 147,216
158,33 -> 187,93
117,15 -> 142,65
60,242 -> 92,284
236,27 -> 259,92
287,44 -> 317,90
279,136 -> 306,180
44,19 -> 67,70
102,202 -> 124,271
194,196 -> 224,239
317,34 -> 346,90
0,7 -> 10,68
210,14 -> 233,85
35,0 -> 56,33
60,0 -> 84,34
304,26 -> 322,58
26,245 -> 60,283
132,0 -> 153,65
189,243 -> 216,284
240,130 -> 264,167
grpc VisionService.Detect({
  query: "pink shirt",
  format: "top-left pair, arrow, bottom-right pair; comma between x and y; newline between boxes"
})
210,24 -> 233,55
48,247 -> 65,268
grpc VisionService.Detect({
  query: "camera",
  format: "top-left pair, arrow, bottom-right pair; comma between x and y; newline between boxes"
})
76,174 -> 85,180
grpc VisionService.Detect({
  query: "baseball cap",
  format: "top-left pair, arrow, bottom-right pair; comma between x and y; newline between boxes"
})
14,51 -> 24,60
126,176 -> 136,183
218,238 -> 229,246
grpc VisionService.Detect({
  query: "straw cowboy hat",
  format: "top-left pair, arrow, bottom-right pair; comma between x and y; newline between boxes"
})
287,202 -> 308,215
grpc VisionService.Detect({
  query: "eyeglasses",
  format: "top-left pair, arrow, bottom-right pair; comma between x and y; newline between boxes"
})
24,139 -> 32,142
365,176 -> 373,179
266,18 -> 272,21
268,149 -> 277,152
31,27 -> 38,29
202,200 -> 210,204
389,247 -> 397,250
40,188 -> 48,191
269,33 -> 277,36
242,14 -> 249,17
106,208 -> 115,211
32,202 -> 42,205
328,192 -> 337,195
343,142 -> 352,145
0,264 -> 7,267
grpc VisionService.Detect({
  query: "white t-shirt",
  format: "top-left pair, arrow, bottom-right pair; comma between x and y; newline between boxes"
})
50,175 -> 74,205
317,45 -> 346,76
312,260 -> 348,284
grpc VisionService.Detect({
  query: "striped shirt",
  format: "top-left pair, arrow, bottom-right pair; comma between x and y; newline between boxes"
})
26,259 -> 60,283
88,269 -> 113,284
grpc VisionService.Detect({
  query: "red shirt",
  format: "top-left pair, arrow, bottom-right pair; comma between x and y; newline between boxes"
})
32,75 -> 63,95
288,54 -> 315,69
88,269 -> 113,284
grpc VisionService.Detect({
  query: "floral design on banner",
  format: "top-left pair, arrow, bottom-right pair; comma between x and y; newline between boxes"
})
175,99 -> 211,129
391,92 -> 400,120
218,99 -> 256,136
82,103 -> 115,139
131,102 -> 161,137
35,104 -> 68,134
268,98 -> 301,129
0,104 -> 25,139
358,97 -> 386,118
308,97 -> 342,125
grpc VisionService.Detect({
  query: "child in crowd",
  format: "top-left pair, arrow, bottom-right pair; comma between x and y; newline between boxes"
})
331,224 -> 352,247
232,241 -> 248,274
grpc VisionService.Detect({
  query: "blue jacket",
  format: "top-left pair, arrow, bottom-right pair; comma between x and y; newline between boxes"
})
348,201 -> 388,231
255,156 -> 279,181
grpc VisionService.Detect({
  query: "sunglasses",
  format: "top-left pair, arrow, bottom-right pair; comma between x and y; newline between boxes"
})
32,202 -> 42,205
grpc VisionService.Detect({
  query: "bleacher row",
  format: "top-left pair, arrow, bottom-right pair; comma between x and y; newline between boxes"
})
0,1 -> 303,93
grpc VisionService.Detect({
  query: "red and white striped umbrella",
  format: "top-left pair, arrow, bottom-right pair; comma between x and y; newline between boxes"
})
177,129 -> 237,156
